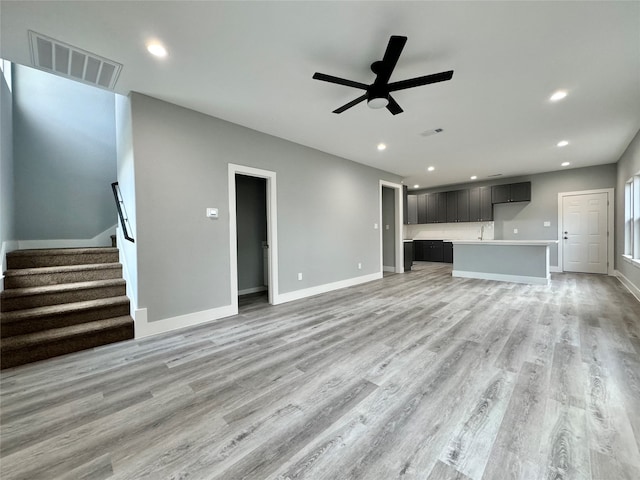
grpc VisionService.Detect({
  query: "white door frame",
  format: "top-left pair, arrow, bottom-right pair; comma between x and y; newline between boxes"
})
229,164 -> 279,311
557,188 -> 614,275
379,180 -> 405,273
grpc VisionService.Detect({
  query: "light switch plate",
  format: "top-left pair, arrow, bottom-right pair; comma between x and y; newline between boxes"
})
206,208 -> 218,219
544,221 -> 551,227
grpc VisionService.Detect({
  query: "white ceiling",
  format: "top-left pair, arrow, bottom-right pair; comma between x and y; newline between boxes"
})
2,1 -> 639,189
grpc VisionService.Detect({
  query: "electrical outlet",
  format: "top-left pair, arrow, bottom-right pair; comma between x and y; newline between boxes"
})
297,273 -> 302,281
513,228 -> 518,234
374,223 -> 378,229
385,224 -> 389,230
358,262 -> 362,270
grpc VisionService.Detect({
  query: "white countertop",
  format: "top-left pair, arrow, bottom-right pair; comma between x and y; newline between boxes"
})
451,239 -> 558,246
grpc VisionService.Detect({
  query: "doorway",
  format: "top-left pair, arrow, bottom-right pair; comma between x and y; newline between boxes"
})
235,174 -> 268,306
379,180 -> 404,274
228,164 -> 278,312
558,189 -> 614,274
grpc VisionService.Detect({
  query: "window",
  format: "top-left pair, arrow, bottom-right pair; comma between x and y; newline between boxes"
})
624,173 -> 640,264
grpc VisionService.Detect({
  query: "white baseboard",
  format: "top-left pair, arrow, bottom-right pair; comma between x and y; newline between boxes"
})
273,272 -> 382,305
239,286 -> 267,296
133,303 -> 238,339
17,225 -> 117,250
614,270 -> 640,303
452,269 -> 550,285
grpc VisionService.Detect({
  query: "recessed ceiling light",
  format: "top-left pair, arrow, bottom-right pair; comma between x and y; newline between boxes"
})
470,175 -> 477,180
427,166 -> 435,172
413,184 -> 420,188
557,140 -> 569,147
377,143 -> 386,151
561,162 -> 570,167
550,90 -> 567,102
147,42 -> 167,58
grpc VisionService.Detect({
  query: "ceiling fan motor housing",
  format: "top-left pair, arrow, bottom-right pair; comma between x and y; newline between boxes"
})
367,84 -> 390,108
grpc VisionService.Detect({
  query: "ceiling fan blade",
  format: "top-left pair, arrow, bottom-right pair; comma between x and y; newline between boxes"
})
333,94 -> 368,114
375,35 -> 407,85
313,72 -> 368,90
387,70 -> 454,92
386,95 -> 403,115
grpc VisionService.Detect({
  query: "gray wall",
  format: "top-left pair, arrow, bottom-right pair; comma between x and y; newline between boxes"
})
382,186 -> 395,268
1,64 -> 14,255
236,174 -> 267,292
129,93 -> 401,322
416,164 -> 617,266
616,129 -> 640,292
12,65 -> 117,240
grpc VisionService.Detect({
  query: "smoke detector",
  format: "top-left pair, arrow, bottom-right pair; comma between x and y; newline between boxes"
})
29,31 -> 122,90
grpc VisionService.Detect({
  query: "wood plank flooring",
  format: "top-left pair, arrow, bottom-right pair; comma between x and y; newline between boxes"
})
1,262 -> 639,479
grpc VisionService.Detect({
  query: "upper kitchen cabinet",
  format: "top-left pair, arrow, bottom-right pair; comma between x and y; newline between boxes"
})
446,190 -> 469,223
407,195 -> 418,224
469,186 -> 493,221
426,192 -> 447,223
417,194 -> 428,224
491,182 -> 531,204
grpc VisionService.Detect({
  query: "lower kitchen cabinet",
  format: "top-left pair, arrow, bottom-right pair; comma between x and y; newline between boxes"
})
413,240 -> 444,262
443,242 -> 453,263
403,242 -> 413,271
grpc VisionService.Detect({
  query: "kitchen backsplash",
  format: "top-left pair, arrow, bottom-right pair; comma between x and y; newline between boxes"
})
404,222 -> 495,241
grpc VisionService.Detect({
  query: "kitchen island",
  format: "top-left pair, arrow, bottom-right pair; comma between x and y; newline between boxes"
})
451,240 -> 558,285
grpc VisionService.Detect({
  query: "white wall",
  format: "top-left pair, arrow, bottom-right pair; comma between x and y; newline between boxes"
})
12,65 -> 116,241
616,129 -> 640,296
129,93 -> 401,323
114,94 -> 139,310
1,62 -> 15,279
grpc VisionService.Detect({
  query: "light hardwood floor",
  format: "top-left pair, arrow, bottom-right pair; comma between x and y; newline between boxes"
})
1,263 -> 639,480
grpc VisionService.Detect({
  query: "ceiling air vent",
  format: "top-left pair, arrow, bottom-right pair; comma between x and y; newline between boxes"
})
28,31 -> 122,90
420,128 -> 443,137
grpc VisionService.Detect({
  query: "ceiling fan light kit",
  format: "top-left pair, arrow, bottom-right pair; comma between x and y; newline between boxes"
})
313,35 -> 453,115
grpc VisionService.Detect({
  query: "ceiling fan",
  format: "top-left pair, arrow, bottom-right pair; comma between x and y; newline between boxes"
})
313,35 -> 453,115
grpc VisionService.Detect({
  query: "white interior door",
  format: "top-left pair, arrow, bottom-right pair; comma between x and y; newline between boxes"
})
562,192 -> 608,274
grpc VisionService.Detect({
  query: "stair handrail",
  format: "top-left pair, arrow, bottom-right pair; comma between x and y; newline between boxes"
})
111,182 -> 135,243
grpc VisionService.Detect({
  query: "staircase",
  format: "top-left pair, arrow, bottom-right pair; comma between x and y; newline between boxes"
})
1,247 -> 134,369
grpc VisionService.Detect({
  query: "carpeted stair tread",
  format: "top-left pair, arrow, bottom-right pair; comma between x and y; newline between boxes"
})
7,248 -> 119,269
1,316 -> 134,351
1,279 -> 126,298
1,296 -> 130,324
3,263 -> 123,288
7,247 -> 118,257
4,263 -> 122,277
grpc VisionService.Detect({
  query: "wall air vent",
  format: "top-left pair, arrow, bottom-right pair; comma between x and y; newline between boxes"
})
487,173 -> 503,178
28,31 -> 122,90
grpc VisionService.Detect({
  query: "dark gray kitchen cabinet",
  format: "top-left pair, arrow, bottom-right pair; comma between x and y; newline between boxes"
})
407,195 -> 418,224
446,190 -> 469,223
469,186 -> 493,221
414,240 -> 445,263
425,240 -> 444,262
457,189 -> 470,222
427,192 -> 447,223
403,242 -> 413,271
417,194 -> 428,224
443,242 -> 453,263
492,182 -> 531,204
